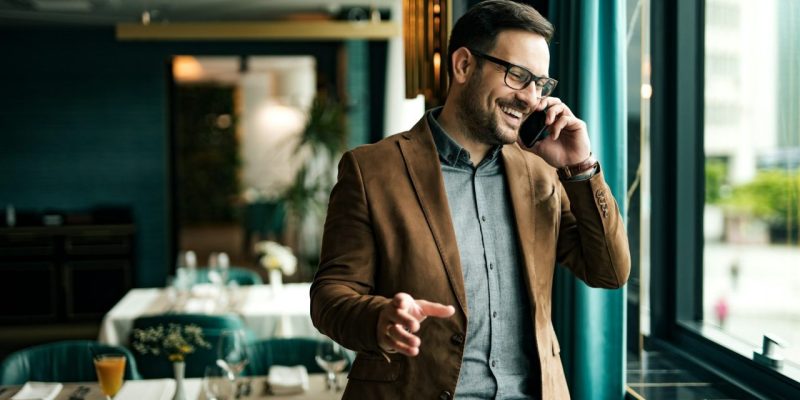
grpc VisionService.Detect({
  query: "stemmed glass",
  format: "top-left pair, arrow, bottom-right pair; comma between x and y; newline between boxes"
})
217,330 -> 249,381
203,365 -> 236,400
315,337 -> 348,391
93,354 -> 126,399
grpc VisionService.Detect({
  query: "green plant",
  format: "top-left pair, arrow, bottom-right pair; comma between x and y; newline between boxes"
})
131,324 -> 211,362
705,159 -> 728,204
282,94 -> 347,270
723,169 -> 799,224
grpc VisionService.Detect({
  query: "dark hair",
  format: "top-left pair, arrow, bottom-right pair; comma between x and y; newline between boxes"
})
447,0 -> 554,82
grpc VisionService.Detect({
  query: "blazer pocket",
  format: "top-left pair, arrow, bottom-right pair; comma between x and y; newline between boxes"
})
348,353 -> 406,382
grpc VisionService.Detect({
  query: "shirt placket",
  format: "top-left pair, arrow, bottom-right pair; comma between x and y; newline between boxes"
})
473,167 -> 501,376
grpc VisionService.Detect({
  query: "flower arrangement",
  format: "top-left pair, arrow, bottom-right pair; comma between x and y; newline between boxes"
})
254,240 -> 297,276
131,324 -> 211,362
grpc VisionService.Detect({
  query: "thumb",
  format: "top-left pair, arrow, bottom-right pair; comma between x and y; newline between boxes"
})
416,300 -> 456,319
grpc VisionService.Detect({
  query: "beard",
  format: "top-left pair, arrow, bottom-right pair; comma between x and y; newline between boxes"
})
455,71 -> 524,146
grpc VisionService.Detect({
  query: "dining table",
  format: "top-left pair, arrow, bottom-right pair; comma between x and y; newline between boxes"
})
0,374 -> 343,400
99,283 -> 318,345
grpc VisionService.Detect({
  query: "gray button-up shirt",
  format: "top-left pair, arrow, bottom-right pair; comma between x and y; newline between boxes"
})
427,109 -> 536,399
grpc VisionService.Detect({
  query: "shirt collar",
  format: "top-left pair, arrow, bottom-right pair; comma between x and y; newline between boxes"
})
426,107 -> 503,167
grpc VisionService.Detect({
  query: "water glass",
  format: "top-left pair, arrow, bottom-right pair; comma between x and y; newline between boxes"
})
217,330 -> 249,379
315,337 -> 348,391
203,365 -> 235,400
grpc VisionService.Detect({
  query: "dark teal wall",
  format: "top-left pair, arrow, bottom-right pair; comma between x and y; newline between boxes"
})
0,27 -> 340,287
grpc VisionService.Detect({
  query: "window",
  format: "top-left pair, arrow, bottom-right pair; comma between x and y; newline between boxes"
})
702,0 -> 800,368
648,0 -> 800,397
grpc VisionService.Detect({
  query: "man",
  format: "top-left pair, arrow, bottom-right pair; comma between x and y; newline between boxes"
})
310,1 -> 630,398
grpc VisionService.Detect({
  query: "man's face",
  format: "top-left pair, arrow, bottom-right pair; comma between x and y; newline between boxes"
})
456,30 -> 551,146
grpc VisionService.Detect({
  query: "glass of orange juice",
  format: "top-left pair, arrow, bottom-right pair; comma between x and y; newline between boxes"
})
94,354 -> 126,399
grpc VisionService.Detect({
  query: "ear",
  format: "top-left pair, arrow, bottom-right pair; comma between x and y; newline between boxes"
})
450,47 -> 474,85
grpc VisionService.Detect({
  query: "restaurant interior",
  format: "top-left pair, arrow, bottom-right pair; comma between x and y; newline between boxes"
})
0,0 -> 798,399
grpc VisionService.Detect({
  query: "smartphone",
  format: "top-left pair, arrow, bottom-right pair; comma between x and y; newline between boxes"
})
519,109 -> 549,148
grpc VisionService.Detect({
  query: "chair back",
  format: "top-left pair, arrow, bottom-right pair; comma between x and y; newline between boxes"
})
130,313 -> 248,379
0,340 -> 141,385
195,267 -> 263,286
246,337 -> 353,375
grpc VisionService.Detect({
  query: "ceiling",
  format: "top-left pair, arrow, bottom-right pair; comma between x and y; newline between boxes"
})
0,0 -> 397,26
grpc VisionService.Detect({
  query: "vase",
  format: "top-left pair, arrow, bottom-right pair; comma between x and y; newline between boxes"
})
269,268 -> 283,295
172,361 -> 186,400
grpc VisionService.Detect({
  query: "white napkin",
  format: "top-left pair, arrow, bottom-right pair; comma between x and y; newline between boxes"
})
11,382 -> 63,400
183,298 -> 217,313
268,365 -> 309,395
114,379 -> 175,400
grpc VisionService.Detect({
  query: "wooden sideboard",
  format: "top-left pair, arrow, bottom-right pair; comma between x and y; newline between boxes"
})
0,224 -> 135,324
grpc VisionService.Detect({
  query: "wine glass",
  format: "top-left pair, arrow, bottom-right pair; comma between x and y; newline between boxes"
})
217,330 -> 249,381
315,337 -> 348,391
93,354 -> 126,399
203,365 -> 236,400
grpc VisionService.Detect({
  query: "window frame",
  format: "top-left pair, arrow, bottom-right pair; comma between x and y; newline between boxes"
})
648,0 -> 800,397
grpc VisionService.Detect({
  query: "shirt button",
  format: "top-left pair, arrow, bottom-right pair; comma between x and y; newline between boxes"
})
481,215 -> 486,222
451,334 -> 465,345
439,390 -> 452,400
491,360 -> 497,367
492,311 -> 497,318
489,263 -> 494,270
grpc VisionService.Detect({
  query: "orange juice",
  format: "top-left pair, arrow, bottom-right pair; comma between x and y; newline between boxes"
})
94,355 -> 126,397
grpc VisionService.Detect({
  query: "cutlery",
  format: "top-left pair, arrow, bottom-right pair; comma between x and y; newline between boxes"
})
68,385 -> 89,400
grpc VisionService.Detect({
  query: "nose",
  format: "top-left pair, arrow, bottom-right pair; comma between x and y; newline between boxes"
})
514,83 -> 539,111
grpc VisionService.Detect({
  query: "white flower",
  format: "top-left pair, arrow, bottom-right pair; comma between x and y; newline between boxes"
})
255,241 -> 297,276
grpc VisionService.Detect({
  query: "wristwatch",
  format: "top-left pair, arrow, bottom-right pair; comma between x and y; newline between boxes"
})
557,154 -> 599,179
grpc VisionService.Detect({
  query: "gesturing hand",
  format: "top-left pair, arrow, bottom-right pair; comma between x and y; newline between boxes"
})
377,292 -> 456,357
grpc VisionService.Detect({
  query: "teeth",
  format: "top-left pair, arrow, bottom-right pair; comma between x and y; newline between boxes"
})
501,106 -> 522,118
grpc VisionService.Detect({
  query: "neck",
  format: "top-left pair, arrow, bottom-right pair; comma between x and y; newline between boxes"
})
436,102 -> 493,166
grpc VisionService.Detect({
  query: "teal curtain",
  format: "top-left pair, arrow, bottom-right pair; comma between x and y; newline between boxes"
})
549,0 -> 628,399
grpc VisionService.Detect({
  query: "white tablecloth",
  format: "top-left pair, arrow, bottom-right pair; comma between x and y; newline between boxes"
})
99,284 -> 318,345
0,375 -> 342,400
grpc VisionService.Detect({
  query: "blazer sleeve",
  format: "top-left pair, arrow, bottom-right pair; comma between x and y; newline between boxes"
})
310,151 -> 391,353
555,166 -> 631,288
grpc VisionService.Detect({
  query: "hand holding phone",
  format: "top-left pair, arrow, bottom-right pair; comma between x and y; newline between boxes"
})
519,109 -> 549,148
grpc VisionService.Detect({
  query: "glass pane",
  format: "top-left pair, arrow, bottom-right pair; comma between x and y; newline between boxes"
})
703,0 -> 800,364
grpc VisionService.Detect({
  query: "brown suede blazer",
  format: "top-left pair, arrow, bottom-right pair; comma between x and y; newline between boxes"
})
310,116 -> 630,399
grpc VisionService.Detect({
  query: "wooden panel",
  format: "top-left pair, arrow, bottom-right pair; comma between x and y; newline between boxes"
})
116,21 -> 401,41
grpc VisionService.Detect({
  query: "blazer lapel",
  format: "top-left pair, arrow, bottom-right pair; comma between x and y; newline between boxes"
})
502,145 -> 539,290
397,119 -> 467,316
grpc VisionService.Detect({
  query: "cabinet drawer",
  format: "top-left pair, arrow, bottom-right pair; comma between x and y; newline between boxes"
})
0,234 -> 55,257
65,234 -> 132,256
63,260 -> 131,320
0,262 -> 58,322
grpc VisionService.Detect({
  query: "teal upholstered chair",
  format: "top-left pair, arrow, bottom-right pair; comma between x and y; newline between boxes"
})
0,340 -> 141,385
130,314 -> 250,379
245,337 -> 354,375
195,267 -> 263,286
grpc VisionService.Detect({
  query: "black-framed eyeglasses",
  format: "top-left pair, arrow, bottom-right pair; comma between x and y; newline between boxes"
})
468,48 -> 558,96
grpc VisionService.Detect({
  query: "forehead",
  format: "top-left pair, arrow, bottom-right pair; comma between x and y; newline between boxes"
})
488,29 -> 550,76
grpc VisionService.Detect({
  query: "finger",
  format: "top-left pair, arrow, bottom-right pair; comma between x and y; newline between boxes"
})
390,323 -> 421,348
549,115 -> 571,140
539,96 -> 562,112
416,300 -> 456,319
385,325 -> 420,356
545,103 -> 574,125
396,308 -> 421,332
392,292 -> 415,310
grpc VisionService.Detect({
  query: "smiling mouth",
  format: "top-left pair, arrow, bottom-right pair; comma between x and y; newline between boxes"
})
500,105 -> 524,120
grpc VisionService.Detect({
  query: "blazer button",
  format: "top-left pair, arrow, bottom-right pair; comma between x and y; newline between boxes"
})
451,334 -> 464,345
439,390 -> 452,400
